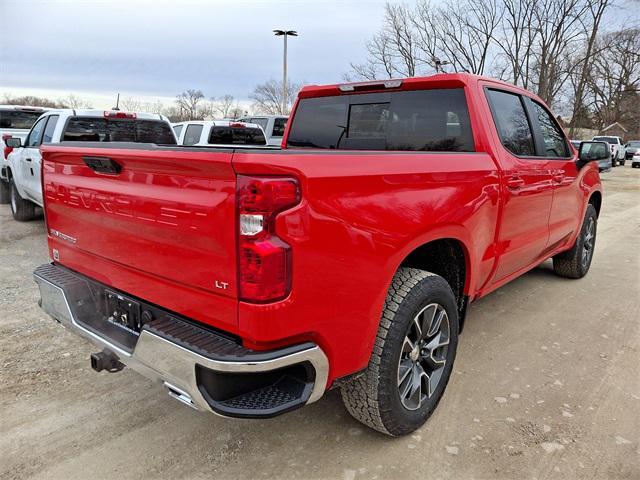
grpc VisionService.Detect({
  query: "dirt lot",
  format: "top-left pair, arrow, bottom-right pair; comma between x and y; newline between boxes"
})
1,166 -> 638,480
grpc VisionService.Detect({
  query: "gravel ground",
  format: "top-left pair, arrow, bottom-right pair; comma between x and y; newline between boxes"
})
0,166 -> 638,480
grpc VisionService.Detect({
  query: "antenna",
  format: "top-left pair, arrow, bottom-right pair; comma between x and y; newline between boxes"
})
113,93 -> 120,111
432,57 -> 450,74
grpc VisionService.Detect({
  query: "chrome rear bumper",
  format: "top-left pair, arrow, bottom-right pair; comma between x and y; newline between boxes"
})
34,264 -> 328,417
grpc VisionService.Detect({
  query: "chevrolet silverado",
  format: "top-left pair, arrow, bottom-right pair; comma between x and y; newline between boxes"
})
34,74 -> 607,436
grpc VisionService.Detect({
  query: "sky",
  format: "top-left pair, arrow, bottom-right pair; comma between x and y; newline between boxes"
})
0,0 -> 387,108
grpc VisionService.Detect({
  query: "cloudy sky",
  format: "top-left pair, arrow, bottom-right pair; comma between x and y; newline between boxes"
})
1,0 -> 387,107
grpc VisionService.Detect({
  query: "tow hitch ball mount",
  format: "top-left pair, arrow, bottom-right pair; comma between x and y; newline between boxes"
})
90,349 -> 125,373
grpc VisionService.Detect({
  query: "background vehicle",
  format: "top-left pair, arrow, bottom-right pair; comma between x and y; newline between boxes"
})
0,105 -> 50,203
593,135 -> 625,166
236,115 -> 288,146
625,140 -> 640,160
173,120 -> 269,147
5,109 -> 175,221
632,151 -> 640,168
35,74 -> 605,436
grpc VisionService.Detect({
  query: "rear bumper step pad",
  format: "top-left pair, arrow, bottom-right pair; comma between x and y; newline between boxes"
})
33,263 -> 328,418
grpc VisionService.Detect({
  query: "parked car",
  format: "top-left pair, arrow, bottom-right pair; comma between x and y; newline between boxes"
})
0,105 -> 50,203
5,109 -> 175,221
236,115 -> 288,146
173,120 -> 270,147
631,151 -> 640,168
593,135 -> 625,166
624,140 -> 640,160
34,74 -> 606,436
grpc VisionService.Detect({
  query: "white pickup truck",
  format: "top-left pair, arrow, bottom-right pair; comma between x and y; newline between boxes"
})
1,105 -> 50,203
173,120 -> 271,147
236,115 -> 288,146
5,109 -> 176,221
593,135 -> 625,166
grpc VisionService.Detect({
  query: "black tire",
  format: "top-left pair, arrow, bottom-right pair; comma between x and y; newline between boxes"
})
341,268 -> 459,436
0,180 -> 9,204
553,204 -> 597,279
10,181 -> 36,221
619,160 -> 625,166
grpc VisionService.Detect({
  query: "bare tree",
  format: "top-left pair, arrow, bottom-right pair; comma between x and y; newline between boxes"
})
210,94 -> 236,118
119,96 -> 143,111
60,94 -> 92,109
250,79 -> 301,115
587,28 -> 640,127
348,0 -> 502,80
568,0 -> 615,136
176,89 -> 205,120
2,94 -> 64,108
494,0 -> 538,88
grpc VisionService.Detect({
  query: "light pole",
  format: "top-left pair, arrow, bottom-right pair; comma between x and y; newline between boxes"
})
273,29 -> 298,114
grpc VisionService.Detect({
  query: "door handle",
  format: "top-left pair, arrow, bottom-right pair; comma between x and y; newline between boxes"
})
82,156 -> 122,175
552,170 -> 565,183
25,158 -> 32,162
506,175 -> 525,189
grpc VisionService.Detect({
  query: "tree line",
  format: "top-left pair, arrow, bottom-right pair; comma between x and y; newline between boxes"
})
2,78 -> 300,122
347,0 -> 640,136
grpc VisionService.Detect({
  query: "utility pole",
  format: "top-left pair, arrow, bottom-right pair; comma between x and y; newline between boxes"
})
273,29 -> 298,114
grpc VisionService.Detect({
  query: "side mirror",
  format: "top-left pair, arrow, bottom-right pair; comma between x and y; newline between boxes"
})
577,141 -> 609,168
5,137 -> 22,148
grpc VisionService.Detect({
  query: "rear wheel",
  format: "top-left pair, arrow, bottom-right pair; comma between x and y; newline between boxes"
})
553,204 -> 597,279
0,180 -> 9,204
340,268 -> 459,436
10,181 -> 37,221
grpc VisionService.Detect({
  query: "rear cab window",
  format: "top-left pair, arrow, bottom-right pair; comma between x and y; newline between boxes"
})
286,88 -> 474,151
208,126 -> 267,146
0,110 -> 44,129
62,117 -> 176,144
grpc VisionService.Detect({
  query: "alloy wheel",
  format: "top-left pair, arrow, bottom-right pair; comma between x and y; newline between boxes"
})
397,303 -> 450,411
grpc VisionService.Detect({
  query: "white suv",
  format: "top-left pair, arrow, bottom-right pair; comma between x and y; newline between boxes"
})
5,109 -> 175,221
1,105 -> 50,203
593,135 -> 625,166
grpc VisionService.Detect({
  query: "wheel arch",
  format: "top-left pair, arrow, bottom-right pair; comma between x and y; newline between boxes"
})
395,235 -> 473,332
588,190 -> 602,217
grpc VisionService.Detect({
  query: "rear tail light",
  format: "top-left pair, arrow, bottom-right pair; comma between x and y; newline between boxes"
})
230,122 -> 246,128
104,111 -> 137,119
237,175 -> 300,303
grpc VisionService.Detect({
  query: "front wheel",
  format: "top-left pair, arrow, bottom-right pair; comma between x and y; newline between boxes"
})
341,268 -> 459,436
10,181 -> 37,221
553,204 -> 597,279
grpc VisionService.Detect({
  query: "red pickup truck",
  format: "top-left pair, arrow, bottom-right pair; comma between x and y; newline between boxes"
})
35,74 -> 607,436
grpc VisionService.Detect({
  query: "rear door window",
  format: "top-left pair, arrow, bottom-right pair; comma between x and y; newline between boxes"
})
208,126 -> 267,145
42,115 -> 59,143
287,88 -> 474,151
272,117 -> 287,137
63,117 -> 176,144
486,89 -> 536,156
183,124 -> 203,145
531,101 -> 570,158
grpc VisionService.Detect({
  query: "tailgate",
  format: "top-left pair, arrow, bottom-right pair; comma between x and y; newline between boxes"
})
41,144 -> 239,331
